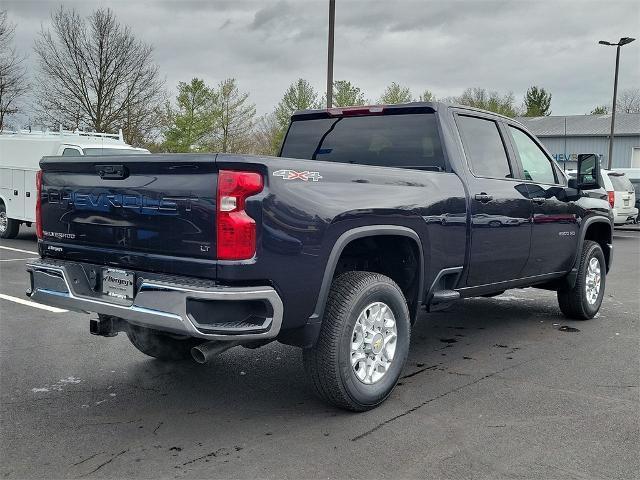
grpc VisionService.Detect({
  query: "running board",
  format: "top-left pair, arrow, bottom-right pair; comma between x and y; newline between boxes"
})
431,289 -> 460,303
428,289 -> 461,312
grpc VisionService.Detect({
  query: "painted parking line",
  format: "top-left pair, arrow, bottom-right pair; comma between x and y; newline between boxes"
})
0,293 -> 68,313
0,245 -> 38,255
0,258 -> 38,262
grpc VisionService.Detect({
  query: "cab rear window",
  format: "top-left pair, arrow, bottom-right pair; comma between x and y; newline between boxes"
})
281,113 -> 445,171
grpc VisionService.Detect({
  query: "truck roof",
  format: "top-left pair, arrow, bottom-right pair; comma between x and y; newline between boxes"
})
292,101 -> 518,123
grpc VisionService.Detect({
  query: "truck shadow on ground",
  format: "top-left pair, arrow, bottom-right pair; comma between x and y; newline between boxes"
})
116,295 -> 568,415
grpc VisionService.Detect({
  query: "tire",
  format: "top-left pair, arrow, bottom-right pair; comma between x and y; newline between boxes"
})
0,204 -> 20,239
303,271 -> 411,411
557,240 -> 606,320
126,324 -> 203,361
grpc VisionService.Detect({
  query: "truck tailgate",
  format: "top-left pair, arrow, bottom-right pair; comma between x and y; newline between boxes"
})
39,154 -> 218,276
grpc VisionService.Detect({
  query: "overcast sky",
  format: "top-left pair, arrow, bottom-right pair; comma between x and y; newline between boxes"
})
4,0 -> 640,118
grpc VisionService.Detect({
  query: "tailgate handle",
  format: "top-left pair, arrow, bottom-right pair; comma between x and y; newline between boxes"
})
96,164 -> 128,180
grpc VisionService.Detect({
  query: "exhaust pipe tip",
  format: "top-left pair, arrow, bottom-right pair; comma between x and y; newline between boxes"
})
191,345 -> 208,364
191,341 -> 239,364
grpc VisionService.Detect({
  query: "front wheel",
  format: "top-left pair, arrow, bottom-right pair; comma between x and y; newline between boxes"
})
557,240 -> 606,320
0,204 -> 20,239
303,271 -> 411,411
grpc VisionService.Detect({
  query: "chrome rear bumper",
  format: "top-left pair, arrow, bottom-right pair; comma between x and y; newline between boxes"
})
26,260 -> 283,341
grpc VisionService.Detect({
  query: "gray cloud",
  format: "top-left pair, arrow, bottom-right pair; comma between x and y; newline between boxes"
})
3,0 -> 639,122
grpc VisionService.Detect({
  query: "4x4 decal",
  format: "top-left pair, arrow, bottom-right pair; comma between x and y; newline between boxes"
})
273,169 -> 322,182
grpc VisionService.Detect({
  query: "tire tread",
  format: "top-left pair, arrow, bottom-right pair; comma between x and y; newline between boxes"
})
557,240 -> 604,320
303,271 -> 408,411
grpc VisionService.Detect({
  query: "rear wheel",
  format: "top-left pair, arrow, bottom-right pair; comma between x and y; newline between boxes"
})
557,240 -> 606,320
0,204 -> 20,239
303,271 -> 411,411
126,324 -> 203,361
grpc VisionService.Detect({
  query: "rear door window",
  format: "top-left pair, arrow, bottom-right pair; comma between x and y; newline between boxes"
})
456,115 -> 512,179
281,113 -> 446,171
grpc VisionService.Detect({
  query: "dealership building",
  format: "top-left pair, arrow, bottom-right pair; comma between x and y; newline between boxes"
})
517,113 -> 640,170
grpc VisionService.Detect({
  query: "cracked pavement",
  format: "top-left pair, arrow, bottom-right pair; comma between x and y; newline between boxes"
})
1,228 -> 638,479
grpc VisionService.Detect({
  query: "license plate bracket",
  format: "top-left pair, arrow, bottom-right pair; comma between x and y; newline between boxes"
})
102,268 -> 135,300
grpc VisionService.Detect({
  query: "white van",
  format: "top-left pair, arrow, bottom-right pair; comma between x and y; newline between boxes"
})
0,128 -> 149,238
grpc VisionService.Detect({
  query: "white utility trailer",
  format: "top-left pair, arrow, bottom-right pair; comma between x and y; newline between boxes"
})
0,128 -> 149,238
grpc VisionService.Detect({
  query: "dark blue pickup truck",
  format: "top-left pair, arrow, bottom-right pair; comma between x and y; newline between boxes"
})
27,102 -> 613,411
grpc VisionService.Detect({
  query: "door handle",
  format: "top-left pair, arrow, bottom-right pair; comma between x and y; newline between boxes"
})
474,193 -> 493,203
26,192 -> 30,198
13,190 -> 18,196
532,197 -> 546,204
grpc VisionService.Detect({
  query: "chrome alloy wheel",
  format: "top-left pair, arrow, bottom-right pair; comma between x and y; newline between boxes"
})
350,302 -> 398,385
585,257 -> 602,305
0,211 -> 7,234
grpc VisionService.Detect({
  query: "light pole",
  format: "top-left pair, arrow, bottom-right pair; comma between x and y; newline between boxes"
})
599,37 -> 635,169
326,0 -> 335,108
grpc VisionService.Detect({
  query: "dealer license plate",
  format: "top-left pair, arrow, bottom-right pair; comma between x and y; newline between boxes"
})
102,268 -> 135,300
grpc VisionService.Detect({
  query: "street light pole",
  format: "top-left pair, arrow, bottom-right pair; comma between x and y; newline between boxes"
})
599,37 -> 635,169
327,0 -> 335,109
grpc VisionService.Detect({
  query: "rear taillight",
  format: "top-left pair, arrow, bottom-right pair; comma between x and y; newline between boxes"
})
35,170 -> 43,239
216,170 -> 263,260
607,191 -> 615,209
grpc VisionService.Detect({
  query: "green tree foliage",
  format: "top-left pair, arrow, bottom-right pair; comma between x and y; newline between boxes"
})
419,90 -> 435,102
163,78 -> 215,152
378,82 -> 412,104
331,80 -> 366,107
589,105 -> 609,115
456,88 -> 519,117
523,86 -> 552,116
212,78 -> 256,153
273,78 -> 321,149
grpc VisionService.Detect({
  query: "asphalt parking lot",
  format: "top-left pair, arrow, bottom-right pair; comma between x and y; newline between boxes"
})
1,227 -> 638,479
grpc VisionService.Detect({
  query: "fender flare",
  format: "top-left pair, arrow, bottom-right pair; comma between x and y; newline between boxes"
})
309,225 -> 425,324
566,216 -> 613,287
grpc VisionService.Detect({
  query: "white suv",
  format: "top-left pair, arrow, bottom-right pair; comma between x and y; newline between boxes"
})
567,168 -> 637,225
602,170 -> 637,225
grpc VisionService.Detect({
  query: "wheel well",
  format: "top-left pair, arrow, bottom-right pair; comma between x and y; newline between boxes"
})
333,235 -> 421,322
584,221 -> 612,270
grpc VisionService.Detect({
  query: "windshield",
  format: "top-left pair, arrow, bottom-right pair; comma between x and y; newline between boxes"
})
82,148 -> 149,156
608,173 -> 634,192
281,113 -> 445,171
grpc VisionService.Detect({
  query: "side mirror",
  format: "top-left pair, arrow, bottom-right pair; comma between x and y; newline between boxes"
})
576,154 -> 601,190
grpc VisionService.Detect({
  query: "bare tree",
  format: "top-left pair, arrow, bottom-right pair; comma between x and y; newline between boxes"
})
457,88 -> 520,117
212,78 -> 255,153
616,88 -> 640,114
250,112 -> 281,156
33,7 -> 165,145
0,10 -> 27,130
